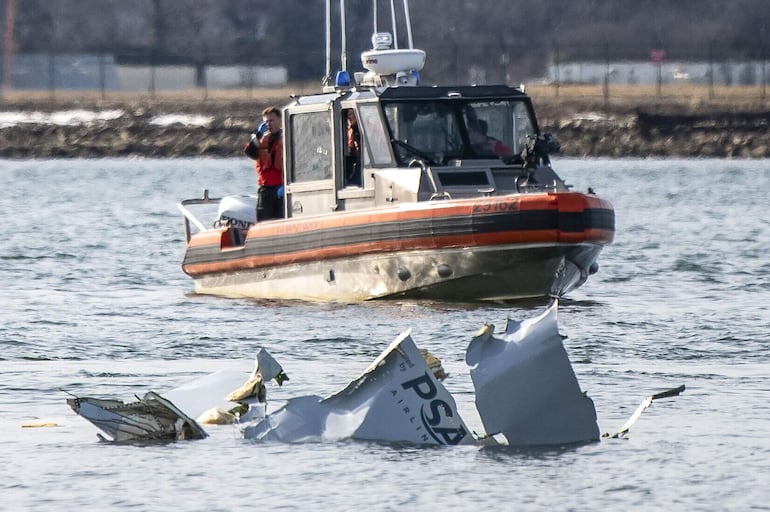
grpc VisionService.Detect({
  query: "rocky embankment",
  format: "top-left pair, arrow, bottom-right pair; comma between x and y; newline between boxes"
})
0,99 -> 256,159
535,99 -> 770,158
1,97 -> 769,158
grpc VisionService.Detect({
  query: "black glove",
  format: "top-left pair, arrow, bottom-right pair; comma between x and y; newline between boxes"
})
243,133 -> 259,159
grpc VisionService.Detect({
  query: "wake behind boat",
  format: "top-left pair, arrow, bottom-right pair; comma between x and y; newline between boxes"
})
178,0 -> 615,303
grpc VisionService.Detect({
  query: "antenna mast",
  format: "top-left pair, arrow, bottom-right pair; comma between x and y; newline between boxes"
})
373,0 -> 378,34
325,0 -> 331,83
403,0 -> 414,48
340,0 -> 347,71
389,0 -> 398,49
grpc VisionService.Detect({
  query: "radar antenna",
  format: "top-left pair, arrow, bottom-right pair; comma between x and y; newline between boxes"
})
324,0 -> 425,91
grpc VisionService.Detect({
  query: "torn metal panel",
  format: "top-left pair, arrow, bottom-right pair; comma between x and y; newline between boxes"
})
243,395 -> 327,442
244,330 -> 473,445
605,384 -> 686,439
162,348 -> 288,424
224,347 -> 290,403
162,369 -> 259,421
68,348 -> 289,440
466,301 -> 600,446
66,391 -> 207,442
252,347 -> 290,385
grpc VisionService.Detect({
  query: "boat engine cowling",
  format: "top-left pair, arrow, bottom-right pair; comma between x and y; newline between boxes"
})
215,195 -> 257,230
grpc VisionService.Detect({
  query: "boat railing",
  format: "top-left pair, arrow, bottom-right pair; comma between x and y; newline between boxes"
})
178,189 -> 222,243
429,191 -> 452,201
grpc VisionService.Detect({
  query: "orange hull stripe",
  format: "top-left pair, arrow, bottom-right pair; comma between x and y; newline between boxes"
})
184,228 -> 614,276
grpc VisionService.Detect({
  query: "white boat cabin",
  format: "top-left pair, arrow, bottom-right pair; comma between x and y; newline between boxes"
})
282,82 -> 564,220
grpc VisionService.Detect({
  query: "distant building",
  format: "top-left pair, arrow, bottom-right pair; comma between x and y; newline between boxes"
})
547,60 -> 768,86
8,54 -> 121,90
2,53 -> 287,91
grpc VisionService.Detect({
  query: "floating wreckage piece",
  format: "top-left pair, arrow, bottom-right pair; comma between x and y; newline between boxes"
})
466,301 -> 600,446
421,348 -> 448,381
21,422 -> 60,428
177,348 -> 289,425
161,348 -> 289,426
68,348 -> 288,440
604,384 -> 686,439
66,391 -> 207,442
225,347 -> 290,403
243,330 -> 473,445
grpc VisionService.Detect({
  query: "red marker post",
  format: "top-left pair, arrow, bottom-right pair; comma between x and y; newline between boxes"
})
651,49 -> 666,98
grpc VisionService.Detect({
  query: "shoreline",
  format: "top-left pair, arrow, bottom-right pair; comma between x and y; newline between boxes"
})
1,97 -> 768,159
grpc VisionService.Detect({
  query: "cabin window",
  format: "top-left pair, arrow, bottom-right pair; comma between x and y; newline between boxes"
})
289,111 -> 333,183
384,102 -> 464,165
511,102 -> 535,152
463,100 -> 534,156
358,104 -> 392,166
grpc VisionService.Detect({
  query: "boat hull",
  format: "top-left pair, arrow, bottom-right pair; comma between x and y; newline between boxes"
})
182,192 -> 614,302
189,243 -> 601,302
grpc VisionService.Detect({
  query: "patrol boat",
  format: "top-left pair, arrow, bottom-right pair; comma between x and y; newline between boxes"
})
178,1 -> 614,302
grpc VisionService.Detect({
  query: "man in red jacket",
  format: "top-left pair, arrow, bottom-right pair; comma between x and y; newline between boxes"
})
245,106 -> 284,220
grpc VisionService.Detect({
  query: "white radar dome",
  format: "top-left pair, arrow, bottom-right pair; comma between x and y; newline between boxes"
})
360,48 -> 426,76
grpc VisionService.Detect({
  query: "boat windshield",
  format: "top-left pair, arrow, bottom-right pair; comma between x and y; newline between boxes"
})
382,99 -> 536,165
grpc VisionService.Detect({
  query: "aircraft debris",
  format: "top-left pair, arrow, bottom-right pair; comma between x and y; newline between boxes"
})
66,302 -> 684,447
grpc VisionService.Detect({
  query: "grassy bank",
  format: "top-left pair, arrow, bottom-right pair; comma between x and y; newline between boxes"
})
3,83 -> 768,113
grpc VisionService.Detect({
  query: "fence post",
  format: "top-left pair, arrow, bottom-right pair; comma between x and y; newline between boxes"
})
2,0 -> 16,95
603,40 -> 610,103
247,56 -> 254,99
762,46 -> 767,101
48,50 -> 55,100
202,48 -> 208,101
554,44 -> 560,97
708,41 -> 715,100
48,6 -> 56,101
99,48 -> 106,101
150,50 -> 156,98
762,29 -> 767,101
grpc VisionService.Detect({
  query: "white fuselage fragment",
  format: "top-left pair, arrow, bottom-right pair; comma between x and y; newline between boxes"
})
243,330 -> 473,446
466,302 -> 600,445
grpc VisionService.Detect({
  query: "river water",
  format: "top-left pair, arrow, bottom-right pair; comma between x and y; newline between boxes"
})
1,158 -> 768,511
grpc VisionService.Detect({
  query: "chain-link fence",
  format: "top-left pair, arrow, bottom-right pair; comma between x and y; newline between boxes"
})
1,41 -> 768,102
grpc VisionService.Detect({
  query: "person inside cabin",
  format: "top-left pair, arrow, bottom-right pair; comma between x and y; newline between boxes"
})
244,106 -> 284,220
344,108 -> 362,186
468,119 -> 513,158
